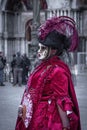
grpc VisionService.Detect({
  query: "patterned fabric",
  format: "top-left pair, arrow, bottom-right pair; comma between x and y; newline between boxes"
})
22,92 -> 33,128
15,56 -> 81,130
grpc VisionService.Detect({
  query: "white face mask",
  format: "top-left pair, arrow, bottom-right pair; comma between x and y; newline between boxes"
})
38,43 -> 49,60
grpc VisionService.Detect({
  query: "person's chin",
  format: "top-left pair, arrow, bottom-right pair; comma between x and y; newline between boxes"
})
38,57 -> 44,60
38,56 -> 46,60
38,53 -> 48,60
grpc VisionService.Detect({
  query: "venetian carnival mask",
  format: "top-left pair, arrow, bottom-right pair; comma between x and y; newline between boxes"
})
38,43 -> 57,60
38,43 -> 49,60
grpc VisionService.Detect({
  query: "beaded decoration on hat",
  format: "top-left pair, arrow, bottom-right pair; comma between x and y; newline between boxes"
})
38,16 -> 79,52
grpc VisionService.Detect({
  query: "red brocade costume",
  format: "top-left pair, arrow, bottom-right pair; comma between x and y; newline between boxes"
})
15,56 -> 81,130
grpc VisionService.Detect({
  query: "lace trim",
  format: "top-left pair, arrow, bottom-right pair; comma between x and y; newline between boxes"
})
22,92 -> 33,128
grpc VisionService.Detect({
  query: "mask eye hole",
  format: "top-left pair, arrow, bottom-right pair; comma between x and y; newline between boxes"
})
41,46 -> 47,50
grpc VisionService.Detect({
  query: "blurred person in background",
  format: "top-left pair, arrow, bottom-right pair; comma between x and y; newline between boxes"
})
13,52 -> 23,86
0,51 -> 6,86
10,54 -> 16,82
22,53 -> 31,85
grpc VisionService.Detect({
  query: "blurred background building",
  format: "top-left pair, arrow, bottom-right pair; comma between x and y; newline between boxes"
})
0,0 -> 87,74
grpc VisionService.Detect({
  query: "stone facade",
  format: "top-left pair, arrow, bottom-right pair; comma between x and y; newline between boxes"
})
46,0 -> 70,9
0,0 -> 87,64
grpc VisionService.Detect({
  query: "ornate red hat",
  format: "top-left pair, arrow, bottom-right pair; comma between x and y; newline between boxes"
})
38,16 -> 79,52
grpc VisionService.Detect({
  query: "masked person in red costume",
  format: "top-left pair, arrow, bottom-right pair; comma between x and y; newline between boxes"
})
15,16 -> 81,130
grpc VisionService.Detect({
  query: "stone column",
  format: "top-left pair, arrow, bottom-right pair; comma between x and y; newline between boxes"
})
30,0 -> 40,60
31,0 -> 40,45
21,38 -> 25,54
0,12 -> 2,51
0,37 -> 2,51
4,12 -> 8,57
4,11 -> 7,35
33,0 -> 40,28
0,12 -> 2,33
4,38 -> 7,57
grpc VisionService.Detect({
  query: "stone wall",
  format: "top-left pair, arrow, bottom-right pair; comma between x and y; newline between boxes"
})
46,0 -> 70,9
0,11 -> 33,62
0,0 -> 87,64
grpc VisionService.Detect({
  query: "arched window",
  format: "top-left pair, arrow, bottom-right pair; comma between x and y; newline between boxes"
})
40,0 -> 48,9
5,0 -> 48,11
25,20 -> 32,41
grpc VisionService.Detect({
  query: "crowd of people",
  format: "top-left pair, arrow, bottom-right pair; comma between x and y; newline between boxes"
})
0,51 -> 31,87
10,52 -> 31,86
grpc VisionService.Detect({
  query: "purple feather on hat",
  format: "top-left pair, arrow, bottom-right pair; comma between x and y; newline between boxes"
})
38,16 -> 79,52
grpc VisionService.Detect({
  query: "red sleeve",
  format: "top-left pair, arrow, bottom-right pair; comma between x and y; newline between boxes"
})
51,67 -> 73,111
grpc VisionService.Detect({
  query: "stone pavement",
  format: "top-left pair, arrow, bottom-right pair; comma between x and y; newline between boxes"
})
0,74 -> 87,130
75,74 -> 87,130
0,82 -> 25,130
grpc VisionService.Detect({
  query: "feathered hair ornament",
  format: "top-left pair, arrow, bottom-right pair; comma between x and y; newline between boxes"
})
38,16 -> 79,52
